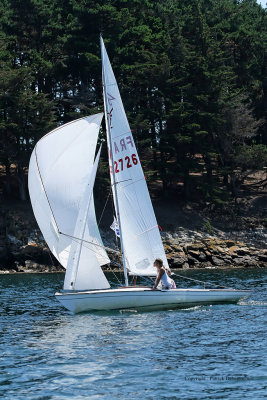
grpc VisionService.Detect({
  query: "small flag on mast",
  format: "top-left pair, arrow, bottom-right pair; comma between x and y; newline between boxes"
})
110,216 -> 120,238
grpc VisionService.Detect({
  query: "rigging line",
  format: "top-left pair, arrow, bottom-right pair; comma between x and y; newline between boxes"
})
66,236 -> 109,260
106,265 -> 123,286
122,177 -> 145,188
141,275 -> 155,286
65,235 -> 114,271
112,179 -> 132,186
34,147 -> 60,233
68,234 -> 123,285
109,167 -> 120,254
59,231 -> 120,254
135,225 -> 158,237
110,260 -> 124,270
98,185 -> 112,226
171,272 -> 231,289
48,249 -> 55,267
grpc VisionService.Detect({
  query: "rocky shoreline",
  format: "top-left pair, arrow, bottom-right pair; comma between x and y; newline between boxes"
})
1,219 -> 266,274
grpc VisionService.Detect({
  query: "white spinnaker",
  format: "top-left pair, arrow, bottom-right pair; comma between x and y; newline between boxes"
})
28,114 -> 110,287
101,37 -> 168,276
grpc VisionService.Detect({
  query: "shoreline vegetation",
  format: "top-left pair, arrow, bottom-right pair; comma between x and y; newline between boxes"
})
1,200 -> 266,274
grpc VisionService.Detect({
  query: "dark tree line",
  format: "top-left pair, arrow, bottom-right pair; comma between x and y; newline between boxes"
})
0,0 -> 266,204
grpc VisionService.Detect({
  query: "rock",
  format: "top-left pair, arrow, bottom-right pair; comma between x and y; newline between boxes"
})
259,262 -> 267,268
233,256 -> 257,267
170,245 -> 184,252
228,246 -> 239,255
182,263 -> 190,269
188,249 -> 200,258
258,254 -> 267,262
211,256 -> 226,266
20,243 -> 40,256
199,261 -> 214,269
198,253 -> 207,262
184,242 -> 204,252
21,259 -> 63,273
171,256 -> 187,268
164,245 -> 173,254
7,234 -> 22,246
216,246 -> 227,253
236,247 -> 250,256
160,232 -> 172,240
226,240 -> 236,247
24,260 -> 39,271
203,249 -> 212,257
187,255 -> 199,266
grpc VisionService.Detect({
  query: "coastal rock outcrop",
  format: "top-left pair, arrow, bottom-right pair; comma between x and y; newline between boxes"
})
0,207 -> 266,273
162,228 -> 267,270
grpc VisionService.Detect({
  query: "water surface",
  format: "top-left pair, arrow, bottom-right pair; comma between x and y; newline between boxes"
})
0,269 -> 266,399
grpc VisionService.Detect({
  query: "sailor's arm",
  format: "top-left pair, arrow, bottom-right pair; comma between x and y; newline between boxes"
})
152,269 -> 164,290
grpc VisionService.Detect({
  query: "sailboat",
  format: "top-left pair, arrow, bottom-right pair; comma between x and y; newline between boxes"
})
28,36 -> 251,313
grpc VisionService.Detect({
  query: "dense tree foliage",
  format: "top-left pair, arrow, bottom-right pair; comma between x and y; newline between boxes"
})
0,0 -> 266,203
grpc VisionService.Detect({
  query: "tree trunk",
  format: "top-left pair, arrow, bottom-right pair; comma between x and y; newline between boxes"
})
229,173 -> 238,198
160,151 -> 168,198
5,161 -> 11,196
16,167 -> 27,201
204,154 -> 212,184
183,173 -> 192,200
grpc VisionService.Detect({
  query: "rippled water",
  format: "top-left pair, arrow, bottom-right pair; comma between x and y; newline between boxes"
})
0,269 -> 266,400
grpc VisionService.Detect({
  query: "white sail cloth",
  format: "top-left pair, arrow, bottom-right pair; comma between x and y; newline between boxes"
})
101,37 -> 168,276
28,114 -> 110,290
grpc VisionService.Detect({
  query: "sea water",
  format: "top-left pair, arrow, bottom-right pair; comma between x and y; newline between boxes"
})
0,269 -> 266,400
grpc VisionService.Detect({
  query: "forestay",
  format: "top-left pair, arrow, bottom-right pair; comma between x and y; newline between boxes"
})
28,114 -> 110,289
101,37 -> 168,276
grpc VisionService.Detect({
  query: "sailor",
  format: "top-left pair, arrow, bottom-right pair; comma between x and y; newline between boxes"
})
152,258 -> 175,290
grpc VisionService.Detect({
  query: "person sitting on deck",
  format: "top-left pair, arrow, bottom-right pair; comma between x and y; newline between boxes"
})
152,258 -> 175,290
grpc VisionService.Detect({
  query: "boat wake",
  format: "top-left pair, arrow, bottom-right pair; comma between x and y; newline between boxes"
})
238,300 -> 267,306
119,309 -> 138,314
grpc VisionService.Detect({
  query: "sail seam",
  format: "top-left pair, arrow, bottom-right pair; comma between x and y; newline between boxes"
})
102,83 -> 117,88
112,130 -> 132,140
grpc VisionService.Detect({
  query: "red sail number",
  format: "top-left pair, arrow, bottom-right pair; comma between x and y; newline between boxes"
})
114,154 -> 138,173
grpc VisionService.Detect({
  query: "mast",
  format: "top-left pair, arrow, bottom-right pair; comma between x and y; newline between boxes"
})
100,35 -> 129,286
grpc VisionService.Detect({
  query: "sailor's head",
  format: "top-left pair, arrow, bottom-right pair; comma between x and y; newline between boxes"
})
153,258 -> 163,269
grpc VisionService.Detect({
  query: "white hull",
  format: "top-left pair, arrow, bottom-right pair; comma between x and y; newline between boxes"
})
55,287 -> 251,314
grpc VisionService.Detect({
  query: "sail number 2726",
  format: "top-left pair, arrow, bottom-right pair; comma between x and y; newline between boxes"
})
114,154 -> 138,173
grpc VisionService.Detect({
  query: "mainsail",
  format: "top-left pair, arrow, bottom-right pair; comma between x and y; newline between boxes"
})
28,113 -> 110,290
101,37 -> 168,276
